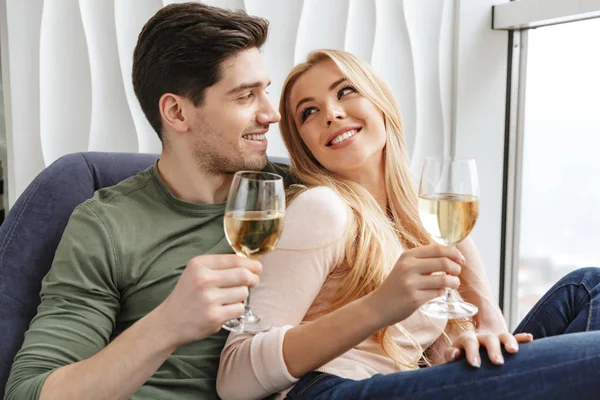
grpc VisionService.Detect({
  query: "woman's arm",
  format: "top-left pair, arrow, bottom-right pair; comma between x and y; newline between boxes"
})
456,237 -> 508,334
217,189 -> 465,400
426,237 -> 507,365
217,187 -> 361,400
428,238 -> 538,368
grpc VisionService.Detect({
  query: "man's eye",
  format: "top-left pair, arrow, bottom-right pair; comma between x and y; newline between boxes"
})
301,107 -> 317,122
239,92 -> 254,100
338,86 -> 357,99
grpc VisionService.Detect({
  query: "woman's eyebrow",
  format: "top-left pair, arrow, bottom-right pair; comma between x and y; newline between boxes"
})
295,78 -> 348,113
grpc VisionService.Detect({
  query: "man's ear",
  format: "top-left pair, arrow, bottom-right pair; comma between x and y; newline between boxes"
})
159,93 -> 189,133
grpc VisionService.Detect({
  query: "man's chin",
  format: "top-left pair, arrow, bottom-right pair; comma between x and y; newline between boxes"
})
244,154 -> 269,171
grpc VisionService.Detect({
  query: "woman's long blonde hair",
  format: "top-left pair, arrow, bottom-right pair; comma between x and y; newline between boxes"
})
279,49 -> 471,368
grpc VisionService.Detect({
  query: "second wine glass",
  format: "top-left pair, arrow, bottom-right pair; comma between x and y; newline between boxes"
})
418,157 -> 480,319
222,171 -> 285,333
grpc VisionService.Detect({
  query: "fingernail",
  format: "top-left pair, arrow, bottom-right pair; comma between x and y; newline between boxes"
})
494,354 -> 504,365
528,333 -> 534,339
507,343 -> 518,351
471,357 -> 481,368
450,349 -> 460,360
460,254 -> 467,265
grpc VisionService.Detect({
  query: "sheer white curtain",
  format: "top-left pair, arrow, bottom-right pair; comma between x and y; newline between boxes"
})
1,0 -> 512,298
1,0 -> 457,205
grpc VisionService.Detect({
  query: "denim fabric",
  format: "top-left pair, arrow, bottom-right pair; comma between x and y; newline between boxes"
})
514,266 -> 600,336
285,267 -> 600,400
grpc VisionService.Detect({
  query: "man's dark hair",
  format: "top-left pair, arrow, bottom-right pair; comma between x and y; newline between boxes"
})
132,2 -> 269,140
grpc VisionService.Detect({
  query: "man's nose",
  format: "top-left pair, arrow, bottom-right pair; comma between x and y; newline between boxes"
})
257,96 -> 281,125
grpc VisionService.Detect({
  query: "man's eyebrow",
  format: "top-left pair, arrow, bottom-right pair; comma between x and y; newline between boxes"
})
295,78 -> 347,113
226,80 -> 271,96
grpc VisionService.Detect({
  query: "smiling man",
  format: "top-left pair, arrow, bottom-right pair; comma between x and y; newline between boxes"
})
4,3 -> 287,400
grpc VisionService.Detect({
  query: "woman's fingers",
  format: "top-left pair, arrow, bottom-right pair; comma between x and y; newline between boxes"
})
454,332 -> 482,367
499,332 -> 520,354
414,257 -> 462,277
514,332 -> 534,343
416,273 -> 460,290
411,244 -> 466,266
448,332 -> 535,367
479,332 -> 504,365
444,346 -> 462,363
499,332 -> 533,355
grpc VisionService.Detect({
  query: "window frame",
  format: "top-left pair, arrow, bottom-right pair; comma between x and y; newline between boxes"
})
494,0 -> 600,329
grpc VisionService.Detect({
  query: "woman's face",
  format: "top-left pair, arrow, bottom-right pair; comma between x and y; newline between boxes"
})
288,60 -> 387,178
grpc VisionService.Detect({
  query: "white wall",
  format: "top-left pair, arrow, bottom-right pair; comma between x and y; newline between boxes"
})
0,0 -> 509,297
454,0 -> 510,297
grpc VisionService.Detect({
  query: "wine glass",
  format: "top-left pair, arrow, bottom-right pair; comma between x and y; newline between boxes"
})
418,157 -> 479,319
222,171 -> 285,333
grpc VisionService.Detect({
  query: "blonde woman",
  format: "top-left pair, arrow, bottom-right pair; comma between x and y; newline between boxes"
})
217,49 -> 600,400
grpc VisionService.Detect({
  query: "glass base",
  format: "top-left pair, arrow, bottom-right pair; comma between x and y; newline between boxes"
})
421,297 -> 478,319
222,312 -> 271,334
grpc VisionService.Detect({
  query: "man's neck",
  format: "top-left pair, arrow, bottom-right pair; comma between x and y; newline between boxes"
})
157,153 -> 233,204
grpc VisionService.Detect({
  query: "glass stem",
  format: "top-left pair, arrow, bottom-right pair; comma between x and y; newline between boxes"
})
245,289 -> 252,312
443,244 -> 459,302
243,288 -> 259,323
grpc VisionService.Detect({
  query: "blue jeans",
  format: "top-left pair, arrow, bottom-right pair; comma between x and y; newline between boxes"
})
285,267 -> 600,400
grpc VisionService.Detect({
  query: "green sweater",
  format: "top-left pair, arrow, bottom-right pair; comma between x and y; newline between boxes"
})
5,161 -> 289,400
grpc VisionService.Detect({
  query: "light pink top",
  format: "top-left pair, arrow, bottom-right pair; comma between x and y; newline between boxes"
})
217,187 -> 447,400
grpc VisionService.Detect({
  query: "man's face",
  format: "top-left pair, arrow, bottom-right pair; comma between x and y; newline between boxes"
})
188,48 -> 280,175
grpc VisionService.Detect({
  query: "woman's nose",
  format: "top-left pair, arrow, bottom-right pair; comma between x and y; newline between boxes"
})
326,107 -> 345,126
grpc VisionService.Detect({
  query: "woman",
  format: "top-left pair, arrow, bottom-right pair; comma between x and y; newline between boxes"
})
217,49 -> 600,400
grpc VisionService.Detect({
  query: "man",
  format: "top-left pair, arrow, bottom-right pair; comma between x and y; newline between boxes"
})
5,3 -> 285,399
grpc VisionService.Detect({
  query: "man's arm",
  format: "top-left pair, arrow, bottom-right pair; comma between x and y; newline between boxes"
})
39,259 -> 257,400
5,203 -> 259,400
39,303 -> 178,400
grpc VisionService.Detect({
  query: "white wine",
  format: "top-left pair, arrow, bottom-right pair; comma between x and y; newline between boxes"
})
224,210 -> 284,259
418,193 -> 479,245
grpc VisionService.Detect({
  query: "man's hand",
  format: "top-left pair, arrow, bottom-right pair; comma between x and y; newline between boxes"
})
157,254 -> 262,347
37,254 -> 261,400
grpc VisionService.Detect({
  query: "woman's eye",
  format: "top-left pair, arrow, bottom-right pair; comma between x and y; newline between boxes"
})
338,86 -> 357,99
301,107 -> 317,122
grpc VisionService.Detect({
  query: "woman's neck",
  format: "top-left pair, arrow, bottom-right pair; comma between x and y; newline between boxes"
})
343,157 -> 388,211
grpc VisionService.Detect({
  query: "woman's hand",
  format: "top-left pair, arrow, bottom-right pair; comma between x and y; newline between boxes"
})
366,244 -> 465,328
444,331 -> 534,367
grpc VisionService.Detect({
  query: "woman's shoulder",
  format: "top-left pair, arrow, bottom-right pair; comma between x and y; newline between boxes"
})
291,185 -> 347,204
280,186 -> 351,250
288,186 -> 349,223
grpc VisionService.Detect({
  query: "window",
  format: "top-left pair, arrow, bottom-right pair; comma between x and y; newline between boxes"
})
516,18 -> 600,322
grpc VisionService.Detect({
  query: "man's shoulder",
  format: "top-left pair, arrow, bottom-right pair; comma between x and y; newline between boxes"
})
82,166 -> 156,218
